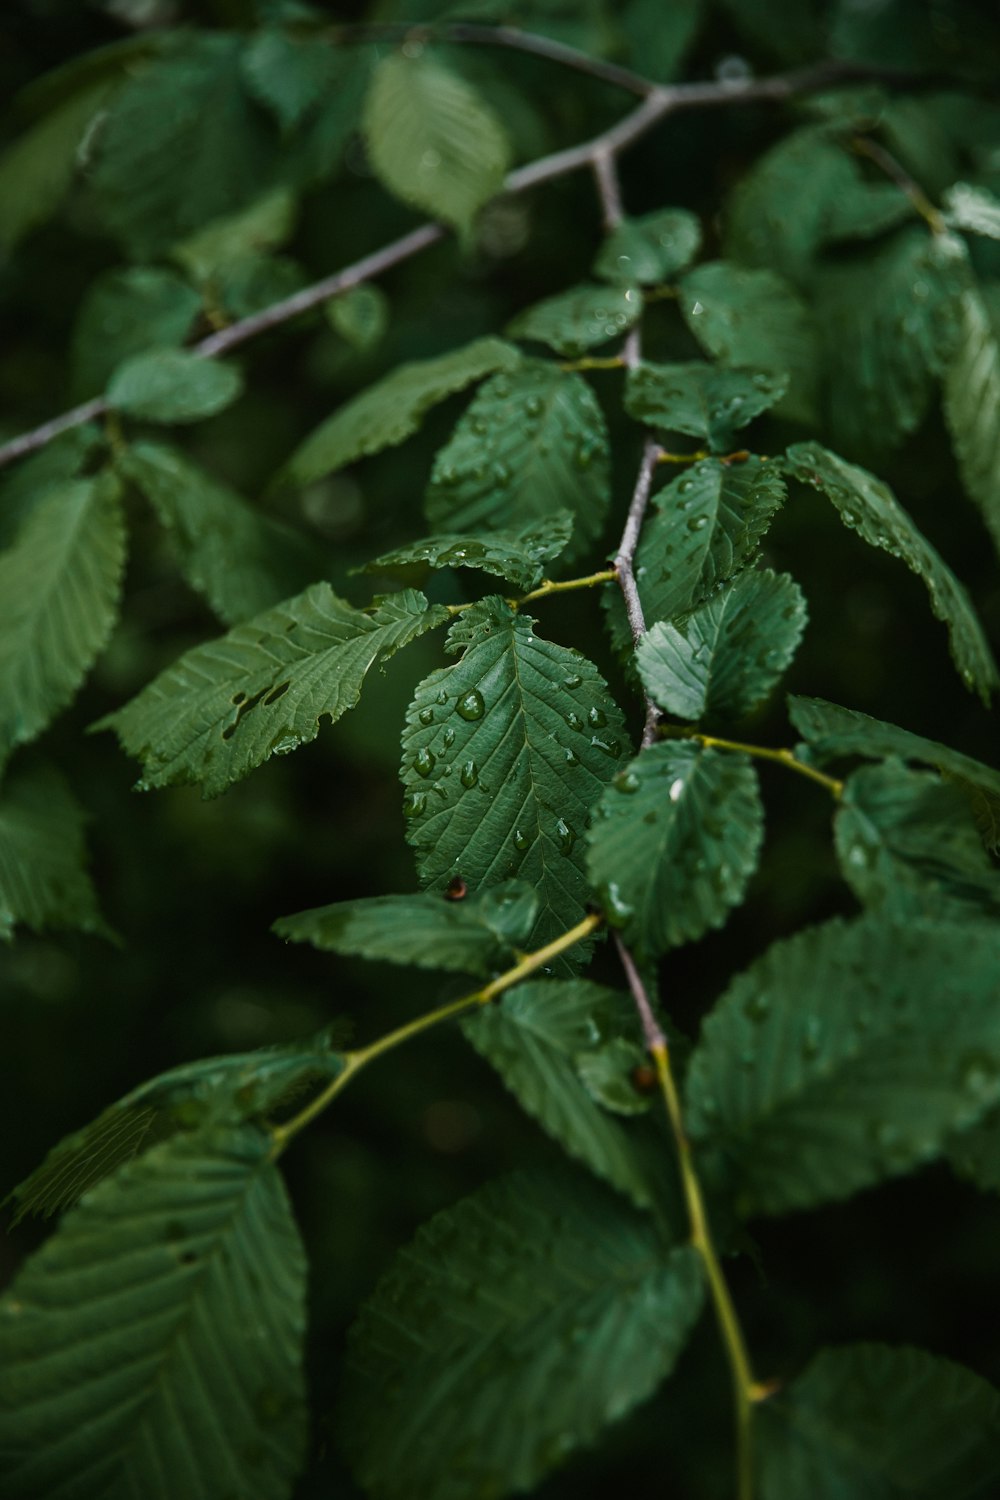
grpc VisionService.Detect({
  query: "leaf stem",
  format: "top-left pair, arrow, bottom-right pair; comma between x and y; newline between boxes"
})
850,134 -> 947,235
514,568 -> 617,606
614,936 -> 763,1500
270,912 -> 603,1154
665,727 -> 844,797
557,355 -> 626,373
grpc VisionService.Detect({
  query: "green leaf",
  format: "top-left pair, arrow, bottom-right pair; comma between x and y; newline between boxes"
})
788,696 -> 1000,801
7,1031 -> 346,1223
240,26 -> 342,131
724,124 -> 911,282
326,283 -> 389,353
586,742 -> 764,955
636,569 -> 807,722
784,442 -> 998,701
717,0 -> 825,64
506,283 -> 641,357
758,1344 -> 1000,1500
0,426 -> 104,548
816,226 -> 968,458
425,362 -> 611,562
0,1128 -> 307,1500
341,1169 -> 703,1500
363,512 -> 573,593
172,187 -> 298,284
625,361 -> 787,451
604,456 -> 788,651
462,980 -> 658,1205
119,441 -> 317,626
593,207 -> 702,285
91,36 -> 280,258
106,349 -> 244,425
943,181 -> 1000,241
0,80 -> 116,255
0,766 -> 106,944
363,52 -> 511,233
70,267 -> 203,401
684,915 -> 1000,1215
618,0 -> 703,83
400,599 -> 628,950
274,881 -> 538,976
835,760 -> 1000,923
944,285 -> 1000,554
282,336 -> 520,487
0,472 -> 126,765
575,1037 -> 654,1116
98,586 -> 449,797
679,260 -> 819,424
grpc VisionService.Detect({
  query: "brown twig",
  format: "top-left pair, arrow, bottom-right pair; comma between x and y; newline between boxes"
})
614,438 -> 662,746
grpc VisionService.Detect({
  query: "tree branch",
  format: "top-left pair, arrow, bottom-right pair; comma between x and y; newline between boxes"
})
614,438 -> 662,746
0,57 -> 919,474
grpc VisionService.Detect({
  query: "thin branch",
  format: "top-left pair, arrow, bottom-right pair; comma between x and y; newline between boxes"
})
592,150 -> 624,230
664,727 -> 845,797
329,20 -> 656,99
614,438 -> 661,746
613,932 -> 765,1500
270,910 -> 603,1153
0,57 -> 922,474
850,133 -> 947,235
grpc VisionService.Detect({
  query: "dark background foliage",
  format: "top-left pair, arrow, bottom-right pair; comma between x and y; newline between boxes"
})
2,2 -> 1000,1495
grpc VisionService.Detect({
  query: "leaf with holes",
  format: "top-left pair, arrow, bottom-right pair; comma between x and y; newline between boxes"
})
637,569 -> 807,722
425,361 -> 611,563
97,586 -> 449,797
120,441 -> 317,626
684,916 -> 1000,1216
625,361 -> 787,452
462,980 -> 659,1206
399,599 -> 628,952
758,1344 -> 1000,1499
944,285 -> 1000,555
274,881 -> 538,977
364,52 -> 510,233
341,1169 -> 703,1500
679,260 -> 818,424
0,766 -> 107,944
6,1032 -> 346,1225
586,742 -> 764,956
605,456 -> 787,651
362,511 -> 573,593
0,471 -> 126,766
282,337 -> 519,488
835,760 -> 1000,923
785,442 -> 997,701
593,207 -> 702,285
506,283 -> 641,357
0,1128 -> 307,1500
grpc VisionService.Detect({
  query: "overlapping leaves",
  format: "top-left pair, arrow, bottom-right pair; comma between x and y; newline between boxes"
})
362,511 -> 573,594
636,569 -> 807,722
341,1169 -> 703,1500
625,361 -> 787,452
99,586 -> 449,797
400,599 -> 628,950
283,337 -> 519,487
425,361 -> 611,562
462,980 -> 658,1207
586,742 -> 764,956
